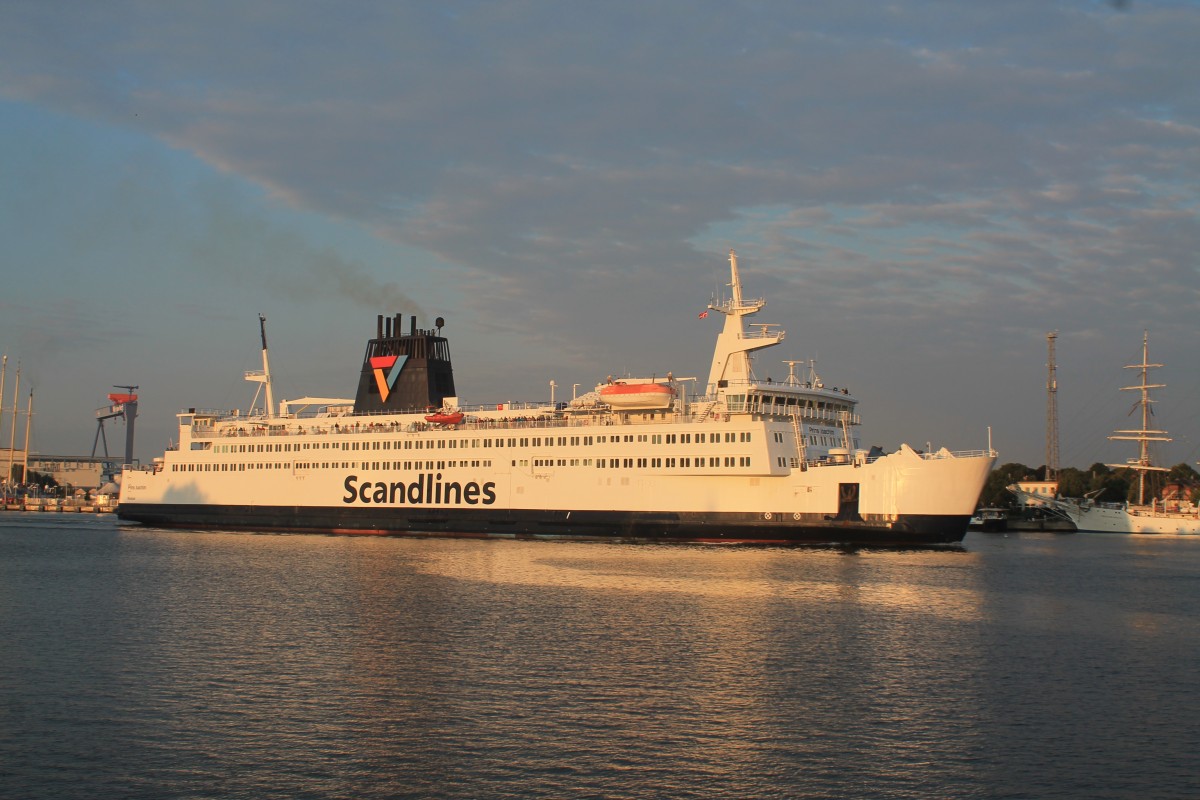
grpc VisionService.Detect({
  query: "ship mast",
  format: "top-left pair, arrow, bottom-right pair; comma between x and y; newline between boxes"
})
0,355 -> 6,486
6,363 -> 18,489
21,389 -> 32,485
244,314 -> 276,418
704,250 -> 784,394
729,246 -> 745,307
1108,331 -> 1170,505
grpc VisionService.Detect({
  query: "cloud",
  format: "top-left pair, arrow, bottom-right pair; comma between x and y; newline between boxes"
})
1,1 -> 1198,465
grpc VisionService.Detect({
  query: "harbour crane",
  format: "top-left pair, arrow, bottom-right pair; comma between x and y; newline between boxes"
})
93,385 -> 138,467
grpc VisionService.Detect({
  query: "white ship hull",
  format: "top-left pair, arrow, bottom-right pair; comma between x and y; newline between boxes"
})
119,419 -> 993,544
1054,500 -> 1200,535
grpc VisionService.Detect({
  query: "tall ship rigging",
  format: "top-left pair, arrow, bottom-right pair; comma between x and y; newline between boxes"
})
1011,332 -> 1200,535
118,251 -> 996,545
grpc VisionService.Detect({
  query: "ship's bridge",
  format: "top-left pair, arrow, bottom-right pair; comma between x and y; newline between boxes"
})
720,378 -> 860,425
715,351 -> 860,425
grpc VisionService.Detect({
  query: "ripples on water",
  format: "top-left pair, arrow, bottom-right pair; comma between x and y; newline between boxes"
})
1,514 -> 1197,799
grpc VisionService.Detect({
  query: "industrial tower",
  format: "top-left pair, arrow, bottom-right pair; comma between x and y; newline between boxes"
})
1045,332 -> 1059,483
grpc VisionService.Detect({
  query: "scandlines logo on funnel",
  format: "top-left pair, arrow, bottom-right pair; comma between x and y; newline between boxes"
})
370,355 -> 407,401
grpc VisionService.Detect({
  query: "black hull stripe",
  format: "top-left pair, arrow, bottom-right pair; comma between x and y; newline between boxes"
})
117,504 -> 969,546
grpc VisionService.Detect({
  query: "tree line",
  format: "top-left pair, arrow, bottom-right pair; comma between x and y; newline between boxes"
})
977,461 -> 1200,509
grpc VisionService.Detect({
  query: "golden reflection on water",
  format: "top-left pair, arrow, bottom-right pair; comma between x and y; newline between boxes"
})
336,540 -> 999,795
398,543 -> 988,623
29,522 -> 1199,798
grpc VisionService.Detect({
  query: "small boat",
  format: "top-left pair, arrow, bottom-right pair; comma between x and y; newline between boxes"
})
598,379 -> 676,410
968,507 -> 1008,533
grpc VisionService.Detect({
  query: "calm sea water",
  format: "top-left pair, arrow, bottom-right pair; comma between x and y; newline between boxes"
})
1,513 -> 1197,800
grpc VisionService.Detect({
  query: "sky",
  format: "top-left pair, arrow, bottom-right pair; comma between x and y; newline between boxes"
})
1,0 -> 1198,471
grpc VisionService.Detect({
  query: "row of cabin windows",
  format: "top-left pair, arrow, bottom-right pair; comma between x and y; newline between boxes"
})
771,430 -> 859,450
529,456 -> 752,469
173,460 -> 492,473
729,393 -> 853,414
175,453 -> 757,474
211,431 -> 754,454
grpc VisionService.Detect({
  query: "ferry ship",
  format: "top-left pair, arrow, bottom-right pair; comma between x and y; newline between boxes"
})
118,251 -> 996,545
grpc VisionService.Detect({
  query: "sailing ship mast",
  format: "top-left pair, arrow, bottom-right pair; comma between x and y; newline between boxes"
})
1108,331 -> 1170,505
0,355 -> 5,487
21,389 -> 32,485
6,363 -> 18,489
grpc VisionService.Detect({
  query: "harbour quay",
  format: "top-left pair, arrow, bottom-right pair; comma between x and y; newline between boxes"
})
3,497 -> 117,514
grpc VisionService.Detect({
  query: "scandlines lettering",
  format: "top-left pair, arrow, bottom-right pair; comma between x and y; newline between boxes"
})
342,473 -> 497,506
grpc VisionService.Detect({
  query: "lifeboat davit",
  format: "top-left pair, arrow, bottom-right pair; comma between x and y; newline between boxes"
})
424,411 -> 465,425
598,381 -> 675,410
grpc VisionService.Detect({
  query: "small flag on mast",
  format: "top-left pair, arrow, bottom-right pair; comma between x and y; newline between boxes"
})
698,310 -> 709,319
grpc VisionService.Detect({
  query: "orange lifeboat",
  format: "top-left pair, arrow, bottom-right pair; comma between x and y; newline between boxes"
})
598,381 -> 675,410
424,411 -> 465,425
